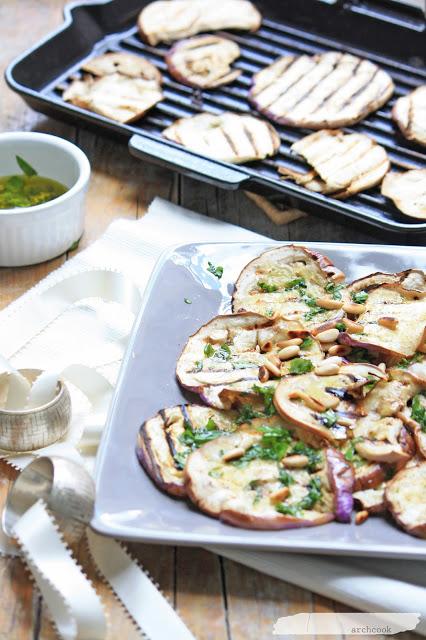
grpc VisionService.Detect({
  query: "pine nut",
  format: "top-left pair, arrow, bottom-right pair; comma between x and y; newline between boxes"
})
378,317 -> 398,330
344,319 -> 364,334
209,329 -> 228,343
264,359 -> 281,377
325,356 -> 343,366
270,486 -> 290,503
316,296 -> 344,310
378,362 -> 386,372
355,510 -> 369,525
282,454 -> 309,468
223,447 -> 245,462
316,328 -> 340,343
278,345 -> 300,361
343,302 -> 366,315
315,362 -> 340,376
276,338 -> 303,348
330,269 -> 345,283
267,353 -> 282,368
328,344 -> 351,357
289,390 -> 326,412
320,342 -> 335,352
336,416 -> 353,427
258,366 -> 270,383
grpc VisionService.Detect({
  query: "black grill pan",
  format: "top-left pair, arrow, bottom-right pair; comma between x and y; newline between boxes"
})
6,0 -> 426,235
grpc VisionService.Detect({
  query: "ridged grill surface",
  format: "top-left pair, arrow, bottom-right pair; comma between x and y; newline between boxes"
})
49,16 -> 426,230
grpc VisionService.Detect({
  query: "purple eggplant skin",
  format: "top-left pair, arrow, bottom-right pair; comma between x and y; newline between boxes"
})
326,447 -> 355,523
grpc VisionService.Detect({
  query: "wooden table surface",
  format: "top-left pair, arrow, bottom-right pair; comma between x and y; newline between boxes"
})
0,2 -> 423,639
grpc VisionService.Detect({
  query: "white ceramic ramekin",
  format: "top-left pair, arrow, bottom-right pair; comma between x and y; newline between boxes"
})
0,132 -> 90,267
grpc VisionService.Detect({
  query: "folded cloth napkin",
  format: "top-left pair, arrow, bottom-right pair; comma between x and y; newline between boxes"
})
1,197 -> 425,634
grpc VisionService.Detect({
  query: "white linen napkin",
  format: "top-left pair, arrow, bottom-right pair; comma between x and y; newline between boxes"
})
1,197 -> 425,634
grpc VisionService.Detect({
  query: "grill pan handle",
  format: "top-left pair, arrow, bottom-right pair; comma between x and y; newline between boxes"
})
128,135 -> 250,189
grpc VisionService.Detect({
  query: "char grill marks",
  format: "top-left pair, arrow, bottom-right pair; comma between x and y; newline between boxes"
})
249,52 -> 394,129
163,112 -> 280,164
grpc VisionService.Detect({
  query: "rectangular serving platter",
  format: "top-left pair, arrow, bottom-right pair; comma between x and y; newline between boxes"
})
93,241 -> 426,558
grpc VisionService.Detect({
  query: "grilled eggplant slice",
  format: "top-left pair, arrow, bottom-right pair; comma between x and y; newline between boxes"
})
166,36 -> 241,88
339,284 -> 426,361
274,363 -> 387,444
232,245 -> 346,331
348,269 -> 426,300
353,462 -> 387,491
163,112 -> 280,164
63,73 -> 163,123
385,462 -> 426,538
392,85 -> 426,147
381,170 -> 426,220
249,52 -> 393,129
280,130 -> 389,198
82,52 -> 162,82
389,367 -> 426,459
176,312 -> 323,409
185,424 -> 353,528
353,486 -> 386,515
138,0 -> 262,45
136,404 -> 238,496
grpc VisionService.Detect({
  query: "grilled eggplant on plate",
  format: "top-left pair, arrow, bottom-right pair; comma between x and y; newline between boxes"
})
163,112 -> 280,164
176,312 -> 323,409
381,170 -> 426,219
392,85 -> 426,147
279,130 -> 390,199
273,363 -> 387,444
185,424 -> 354,529
166,35 -> 241,88
136,243 -> 426,537
249,52 -> 394,129
63,52 -> 163,123
232,245 -> 347,331
138,0 -> 262,45
137,404 -> 238,496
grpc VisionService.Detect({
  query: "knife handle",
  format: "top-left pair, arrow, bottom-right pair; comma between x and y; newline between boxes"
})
128,134 -> 250,190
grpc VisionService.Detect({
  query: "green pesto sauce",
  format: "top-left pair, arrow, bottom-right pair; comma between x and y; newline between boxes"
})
0,174 -> 68,209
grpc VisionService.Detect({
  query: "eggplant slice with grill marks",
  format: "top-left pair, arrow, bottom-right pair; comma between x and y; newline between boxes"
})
166,35 -> 241,89
273,363 -> 387,444
232,245 -> 347,331
162,112 -> 280,164
392,85 -> 426,147
249,51 -> 394,129
339,283 -> 426,362
385,462 -> 426,538
136,404 -> 238,496
390,365 -> 426,459
279,130 -> 390,199
176,312 -> 324,409
138,0 -> 262,46
63,52 -> 163,123
185,424 -> 354,529
381,169 -> 426,220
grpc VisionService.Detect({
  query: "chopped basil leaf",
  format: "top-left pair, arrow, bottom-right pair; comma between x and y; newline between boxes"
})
351,291 -> 368,304
278,469 -> 295,486
208,467 -> 223,478
350,347 -> 370,363
180,419 -> 223,448
207,261 -> 223,279
284,277 -> 307,290
232,425 -> 292,466
343,437 -> 365,466
173,451 -> 188,470
319,409 -> 337,428
258,281 -> 278,293
184,298 -> 192,304
252,384 -> 276,415
300,336 -> 313,350
235,404 -> 263,425
275,502 -> 300,516
265,308 -> 274,317
364,374 -> 379,394
395,352 -> 423,369
335,322 -> 346,332
325,282 -> 345,300
204,343 -> 215,357
289,358 -> 313,375
275,476 -> 322,515
411,393 -> 426,433
214,344 -> 231,361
